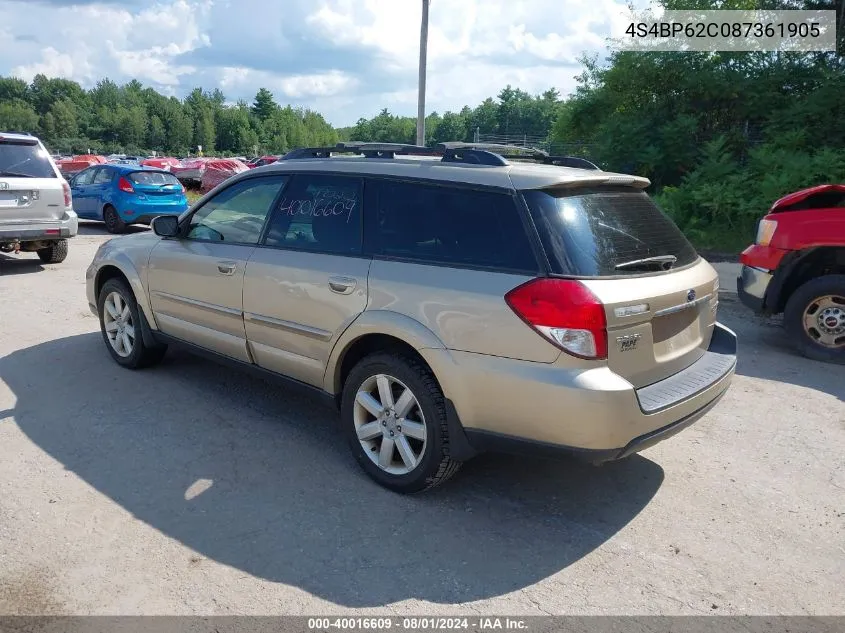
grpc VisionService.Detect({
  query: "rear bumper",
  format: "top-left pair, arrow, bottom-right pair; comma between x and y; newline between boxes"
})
129,213 -> 182,225
737,264 -> 773,313
465,387 -> 728,464
117,203 -> 187,225
422,322 -> 737,461
0,210 -> 78,242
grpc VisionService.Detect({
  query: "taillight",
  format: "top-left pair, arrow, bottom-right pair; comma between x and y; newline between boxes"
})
505,278 -> 608,360
118,177 -> 135,193
61,180 -> 72,207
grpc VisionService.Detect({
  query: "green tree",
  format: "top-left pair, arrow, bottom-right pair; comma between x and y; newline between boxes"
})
431,111 -> 467,143
161,101 -> 193,153
148,114 -> 166,150
194,109 -> 216,152
49,98 -> 78,139
41,112 -> 56,141
0,77 -> 29,103
252,88 -> 277,121
0,100 -> 39,133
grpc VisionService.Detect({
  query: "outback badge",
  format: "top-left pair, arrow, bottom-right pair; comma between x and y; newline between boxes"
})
616,333 -> 641,352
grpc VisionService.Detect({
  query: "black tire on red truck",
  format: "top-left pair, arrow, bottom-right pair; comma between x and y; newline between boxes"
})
784,274 -> 845,364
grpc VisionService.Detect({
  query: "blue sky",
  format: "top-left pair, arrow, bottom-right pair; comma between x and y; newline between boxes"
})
0,0 -> 642,127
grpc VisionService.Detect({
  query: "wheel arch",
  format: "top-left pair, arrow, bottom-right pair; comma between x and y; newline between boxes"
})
769,247 -> 845,313
94,257 -> 157,330
326,311 -> 478,462
101,200 -> 117,220
324,310 -> 448,398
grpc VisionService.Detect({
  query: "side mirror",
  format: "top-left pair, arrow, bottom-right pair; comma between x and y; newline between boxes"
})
151,215 -> 180,238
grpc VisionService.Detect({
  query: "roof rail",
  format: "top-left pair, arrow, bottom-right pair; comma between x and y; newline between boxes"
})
281,142 -> 440,161
434,142 -> 599,170
437,141 -> 548,157
336,141 -> 437,155
279,141 -> 600,170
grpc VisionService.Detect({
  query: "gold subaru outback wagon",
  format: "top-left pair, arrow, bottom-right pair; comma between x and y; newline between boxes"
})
85,142 -> 737,493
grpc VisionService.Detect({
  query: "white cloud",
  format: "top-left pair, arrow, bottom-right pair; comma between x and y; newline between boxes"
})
218,67 -> 357,100
0,0 -> 649,126
12,47 -> 79,82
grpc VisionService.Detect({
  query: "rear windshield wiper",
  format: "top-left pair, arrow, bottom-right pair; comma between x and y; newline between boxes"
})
0,171 -> 35,178
615,255 -> 678,271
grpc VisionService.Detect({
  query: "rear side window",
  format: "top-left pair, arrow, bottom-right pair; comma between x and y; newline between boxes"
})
0,139 -> 56,178
368,179 -> 538,272
263,174 -> 363,255
129,171 -> 180,186
522,187 -> 699,277
93,168 -> 113,184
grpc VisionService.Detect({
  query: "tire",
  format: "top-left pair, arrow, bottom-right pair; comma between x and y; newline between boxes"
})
97,278 -> 167,369
36,239 -> 68,264
103,205 -> 126,234
341,352 -> 462,493
783,274 -> 845,365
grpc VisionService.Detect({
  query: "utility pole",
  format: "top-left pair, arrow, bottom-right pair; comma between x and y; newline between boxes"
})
416,0 -> 430,146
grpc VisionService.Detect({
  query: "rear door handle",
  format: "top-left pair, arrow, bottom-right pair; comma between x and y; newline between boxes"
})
217,261 -> 237,276
328,275 -> 357,295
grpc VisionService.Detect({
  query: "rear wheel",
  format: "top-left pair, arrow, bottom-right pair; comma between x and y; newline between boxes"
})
784,274 -> 845,364
97,278 -> 167,369
341,352 -> 462,493
103,205 -> 126,234
36,239 -> 68,264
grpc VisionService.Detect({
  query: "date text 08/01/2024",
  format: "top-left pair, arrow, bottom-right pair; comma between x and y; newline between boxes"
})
307,617 -> 529,631
625,21 -> 822,39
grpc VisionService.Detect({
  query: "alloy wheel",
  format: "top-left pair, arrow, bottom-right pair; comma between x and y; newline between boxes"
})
103,291 -> 135,358
353,373 -> 427,475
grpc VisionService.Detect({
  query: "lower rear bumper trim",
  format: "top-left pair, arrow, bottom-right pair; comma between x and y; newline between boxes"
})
463,387 -> 728,465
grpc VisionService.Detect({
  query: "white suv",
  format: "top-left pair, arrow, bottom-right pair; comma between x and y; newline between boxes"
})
0,132 -> 78,263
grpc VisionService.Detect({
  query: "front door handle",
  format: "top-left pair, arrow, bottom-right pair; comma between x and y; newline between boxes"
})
328,275 -> 357,295
217,261 -> 237,276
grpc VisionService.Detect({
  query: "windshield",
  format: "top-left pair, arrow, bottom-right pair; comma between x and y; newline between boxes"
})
0,140 -> 57,178
522,186 -> 699,277
129,171 -> 180,186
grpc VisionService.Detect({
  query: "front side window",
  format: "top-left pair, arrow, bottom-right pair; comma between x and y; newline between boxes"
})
367,179 -> 538,272
186,175 -> 287,244
263,174 -> 363,255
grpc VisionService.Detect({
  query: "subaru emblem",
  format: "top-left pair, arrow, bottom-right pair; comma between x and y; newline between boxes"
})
687,289 -> 696,302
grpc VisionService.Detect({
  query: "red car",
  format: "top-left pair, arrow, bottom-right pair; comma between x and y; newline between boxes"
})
737,184 -> 845,363
248,155 -> 279,168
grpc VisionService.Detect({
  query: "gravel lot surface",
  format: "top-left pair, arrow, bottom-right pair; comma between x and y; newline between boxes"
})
1,224 -> 843,616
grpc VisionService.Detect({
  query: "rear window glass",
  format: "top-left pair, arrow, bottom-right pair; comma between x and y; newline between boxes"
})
779,191 -> 845,211
522,187 -> 699,277
129,171 -> 180,186
369,179 -> 538,272
0,140 -> 56,178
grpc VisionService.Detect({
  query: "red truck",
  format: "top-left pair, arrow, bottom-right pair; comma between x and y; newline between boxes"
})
737,184 -> 845,364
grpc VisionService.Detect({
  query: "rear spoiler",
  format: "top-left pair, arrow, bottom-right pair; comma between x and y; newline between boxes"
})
0,134 -> 38,146
527,174 -> 651,191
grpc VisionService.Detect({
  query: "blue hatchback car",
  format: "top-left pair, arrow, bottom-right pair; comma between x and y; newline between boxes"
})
69,164 -> 189,233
